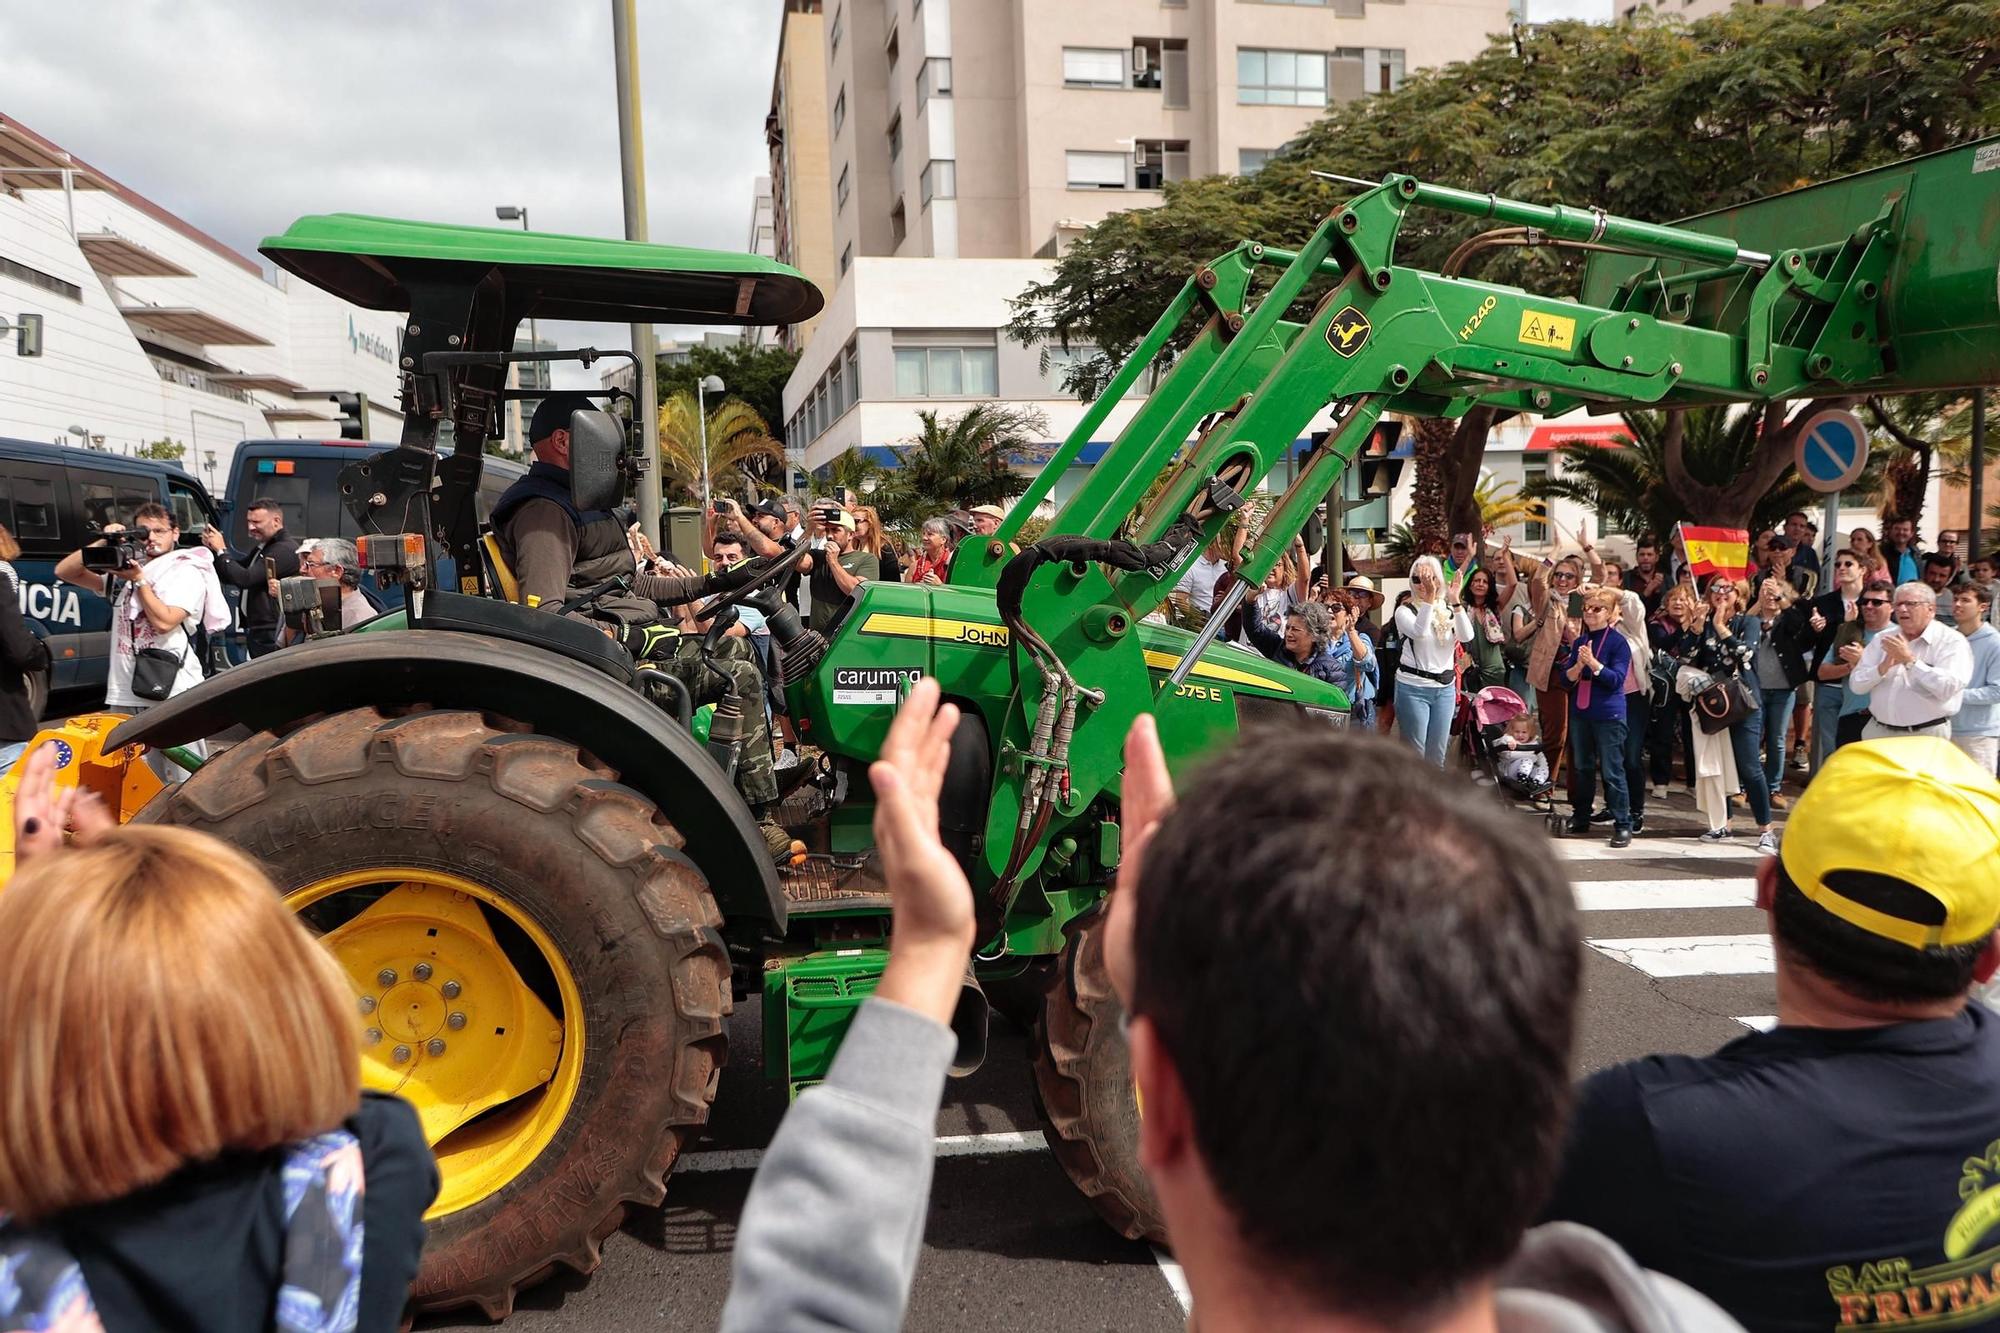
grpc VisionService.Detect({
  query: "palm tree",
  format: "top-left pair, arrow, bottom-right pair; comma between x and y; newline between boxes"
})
873,404 -> 1043,528
656,390 -> 786,504
1524,408 -> 1830,539
1865,392 -> 1975,530
1472,476 -> 1543,532
819,447 -> 888,501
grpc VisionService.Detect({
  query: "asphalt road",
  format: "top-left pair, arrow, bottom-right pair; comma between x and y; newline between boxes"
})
418,784 -> 1785,1332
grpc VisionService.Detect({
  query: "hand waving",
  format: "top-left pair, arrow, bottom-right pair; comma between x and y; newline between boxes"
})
1105,714 -> 1176,1008
870,680 -> 975,1024
13,742 -> 114,864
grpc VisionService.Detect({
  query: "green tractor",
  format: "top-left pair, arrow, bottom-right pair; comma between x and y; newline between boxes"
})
31,137 -> 2000,1317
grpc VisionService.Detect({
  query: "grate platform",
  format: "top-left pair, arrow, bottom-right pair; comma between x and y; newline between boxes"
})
780,853 -> 892,915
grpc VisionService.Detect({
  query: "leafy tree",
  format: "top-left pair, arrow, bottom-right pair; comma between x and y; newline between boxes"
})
1863,393 -> 1976,532
869,404 -> 1043,529
816,447 -> 890,502
135,437 -> 186,461
657,342 -> 800,447
1008,0 -> 2000,536
656,390 -> 785,504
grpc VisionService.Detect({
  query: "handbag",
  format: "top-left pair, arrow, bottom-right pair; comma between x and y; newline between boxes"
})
124,585 -> 190,703
1648,648 -> 1679,711
1693,675 -> 1757,734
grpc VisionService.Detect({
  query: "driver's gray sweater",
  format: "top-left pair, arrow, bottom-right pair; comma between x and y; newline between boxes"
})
717,999 -> 1743,1333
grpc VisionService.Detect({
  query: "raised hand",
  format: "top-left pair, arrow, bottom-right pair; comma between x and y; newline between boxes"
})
870,680 -> 975,1024
13,742 -> 114,864
1105,714 -> 1176,1008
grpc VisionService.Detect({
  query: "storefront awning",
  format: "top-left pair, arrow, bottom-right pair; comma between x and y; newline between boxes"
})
116,306 -> 273,346
77,232 -> 194,277
0,120 -> 109,187
1527,422 -> 1631,451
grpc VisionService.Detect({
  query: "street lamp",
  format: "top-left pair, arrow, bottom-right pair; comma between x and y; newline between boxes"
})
495,206 -> 539,420
696,374 -> 725,518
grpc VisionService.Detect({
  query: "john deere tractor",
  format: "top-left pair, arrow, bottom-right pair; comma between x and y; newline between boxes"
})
5,139 -> 1997,1317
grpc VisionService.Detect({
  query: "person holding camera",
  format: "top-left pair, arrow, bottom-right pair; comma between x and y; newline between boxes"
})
200,497 -> 298,658
55,503 -> 229,782
802,501 -> 876,634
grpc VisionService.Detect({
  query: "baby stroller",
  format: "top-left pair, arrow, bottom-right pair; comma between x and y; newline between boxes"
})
1462,685 -> 1557,814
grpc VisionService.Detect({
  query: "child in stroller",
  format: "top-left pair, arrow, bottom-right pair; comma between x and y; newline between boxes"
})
1466,685 -> 1557,808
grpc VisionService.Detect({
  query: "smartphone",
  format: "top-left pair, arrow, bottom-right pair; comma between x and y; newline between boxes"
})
264,556 -> 278,582
1566,590 -> 1584,618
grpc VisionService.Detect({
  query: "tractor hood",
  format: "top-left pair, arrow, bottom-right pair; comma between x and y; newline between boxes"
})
261,213 -> 824,328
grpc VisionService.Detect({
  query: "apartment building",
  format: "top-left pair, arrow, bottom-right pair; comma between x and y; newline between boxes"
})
766,0 -> 839,351
1620,0 -> 1822,21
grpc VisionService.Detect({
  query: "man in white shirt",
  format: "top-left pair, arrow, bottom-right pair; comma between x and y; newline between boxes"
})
1849,580 -> 1974,741
1174,533 -> 1237,617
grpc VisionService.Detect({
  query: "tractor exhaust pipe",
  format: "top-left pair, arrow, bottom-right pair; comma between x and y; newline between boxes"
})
949,967 -> 990,1078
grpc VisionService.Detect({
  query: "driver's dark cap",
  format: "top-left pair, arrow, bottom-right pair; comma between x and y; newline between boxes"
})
529,392 -> 600,446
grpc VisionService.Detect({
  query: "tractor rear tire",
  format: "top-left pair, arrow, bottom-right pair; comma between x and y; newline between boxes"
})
136,708 -> 731,1319
1031,912 -> 1167,1245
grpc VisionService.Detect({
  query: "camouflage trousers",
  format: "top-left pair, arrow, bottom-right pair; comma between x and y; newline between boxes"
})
641,633 -> 779,808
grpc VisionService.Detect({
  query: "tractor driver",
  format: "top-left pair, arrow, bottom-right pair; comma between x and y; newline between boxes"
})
492,393 -> 793,862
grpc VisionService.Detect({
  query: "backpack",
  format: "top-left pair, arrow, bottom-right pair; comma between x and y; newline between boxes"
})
0,1131 -> 365,1333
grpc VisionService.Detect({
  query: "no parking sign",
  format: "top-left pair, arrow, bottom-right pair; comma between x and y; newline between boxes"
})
1793,408 -> 1870,493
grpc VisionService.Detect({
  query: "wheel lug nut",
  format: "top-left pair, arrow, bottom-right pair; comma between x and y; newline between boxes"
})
364,1028 -> 381,1045
358,996 -> 377,1014
377,969 -> 397,987
441,980 -> 461,999
391,1044 -> 411,1063
447,1011 -> 466,1030
426,1039 -> 446,1057
413,963 -> 432,981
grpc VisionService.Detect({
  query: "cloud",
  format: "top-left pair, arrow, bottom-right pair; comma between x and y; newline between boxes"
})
1524,0 -> 1613,20
2,1 -> 781,385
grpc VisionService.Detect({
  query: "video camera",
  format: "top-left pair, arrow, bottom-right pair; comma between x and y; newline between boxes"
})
80,536 -> 148,573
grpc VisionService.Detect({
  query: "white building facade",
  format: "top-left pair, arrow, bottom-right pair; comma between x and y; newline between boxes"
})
0,116 -> 405,497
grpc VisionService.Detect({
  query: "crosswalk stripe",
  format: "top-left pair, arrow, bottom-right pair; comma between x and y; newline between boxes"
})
1574,879 -> 1757,912
1553,839 -> 1764,863
1585,933 -> 1774,978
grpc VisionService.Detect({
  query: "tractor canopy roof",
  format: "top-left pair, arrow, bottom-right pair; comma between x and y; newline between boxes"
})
261,214 -> 823,328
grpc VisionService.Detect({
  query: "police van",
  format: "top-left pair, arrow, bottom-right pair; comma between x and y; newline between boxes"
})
0,439 -> 226,710
226,439 -> 526,611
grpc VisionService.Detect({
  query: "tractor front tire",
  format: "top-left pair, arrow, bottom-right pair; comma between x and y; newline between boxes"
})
137,708 -> 731,1319
1031,912 -> 1167,1245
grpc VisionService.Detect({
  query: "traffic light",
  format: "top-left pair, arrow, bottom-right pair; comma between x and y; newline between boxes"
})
1357,421 -> 1406,498
330,392 -> 367,440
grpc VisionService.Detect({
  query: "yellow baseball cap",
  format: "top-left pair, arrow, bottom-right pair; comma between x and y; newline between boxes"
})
1781,738 -> 2000,950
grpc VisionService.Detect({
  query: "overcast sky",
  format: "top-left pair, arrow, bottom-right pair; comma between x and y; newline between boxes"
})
3,0 -> 1606,385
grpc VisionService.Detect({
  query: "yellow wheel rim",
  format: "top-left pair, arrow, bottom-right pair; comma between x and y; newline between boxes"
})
286,869 -> 585,1219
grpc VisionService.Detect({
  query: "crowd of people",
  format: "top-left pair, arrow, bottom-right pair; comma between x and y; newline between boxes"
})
1168,510 -> 2000,850
7,673 -> 1994,1333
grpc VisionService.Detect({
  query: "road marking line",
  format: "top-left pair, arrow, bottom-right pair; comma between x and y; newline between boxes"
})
1738,1015 -> 1777,1032
1152,1246 -> 1193,1315
1553,839 -> 1763,863
1573,879 -> 1757,912
673,1128 -> 1050,1175
1585,933 -> 1774,978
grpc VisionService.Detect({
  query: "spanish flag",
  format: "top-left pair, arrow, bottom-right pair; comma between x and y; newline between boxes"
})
1676,522 -> 1751,581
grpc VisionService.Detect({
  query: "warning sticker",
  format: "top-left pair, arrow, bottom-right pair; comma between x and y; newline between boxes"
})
1975,144 -> 2000,175
832,666 -> 924,705
1517,309 -> 1577,352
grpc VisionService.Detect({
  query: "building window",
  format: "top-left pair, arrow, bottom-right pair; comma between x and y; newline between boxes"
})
832,87 -> 846,135
918,57 -> 952,105
1066,150 -> 1129,190
1237,49 -> 1328,106
844,341 -> 860,404
1239,148 -> 1274,174
1063,47 -> 1129,89
885,24 -> 900,80
839,242 -> 854,275
895,344 -> 998,398
1133,140 -> 1189,190
890,199 -> 907,246
920,159 -> 956,205
1331,46 -> 1406,96
830,4 -> 843,55
0,254 -> 83,302
1132,37 -> 1186,93
836,164 -> 851,211
888,113 -> 902,163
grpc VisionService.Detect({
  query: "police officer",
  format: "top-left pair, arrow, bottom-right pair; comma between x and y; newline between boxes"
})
492,393 -> 794,862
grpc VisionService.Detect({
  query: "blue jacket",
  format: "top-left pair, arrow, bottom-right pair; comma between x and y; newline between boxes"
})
1955,622 -> 2000,739
1559,626 -> 1631,723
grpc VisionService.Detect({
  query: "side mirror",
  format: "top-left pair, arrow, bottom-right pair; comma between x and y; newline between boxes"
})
567,409 -> 625,514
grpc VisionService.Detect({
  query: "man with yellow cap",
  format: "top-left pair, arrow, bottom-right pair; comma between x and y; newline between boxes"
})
1542,737 -> 2000,1333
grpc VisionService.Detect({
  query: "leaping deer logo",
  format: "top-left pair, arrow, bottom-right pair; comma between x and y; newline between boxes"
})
1326,306 -> 1371,358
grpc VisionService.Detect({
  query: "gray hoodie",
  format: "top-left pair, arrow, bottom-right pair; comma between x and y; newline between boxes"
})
720,1000 -> 1743,1333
